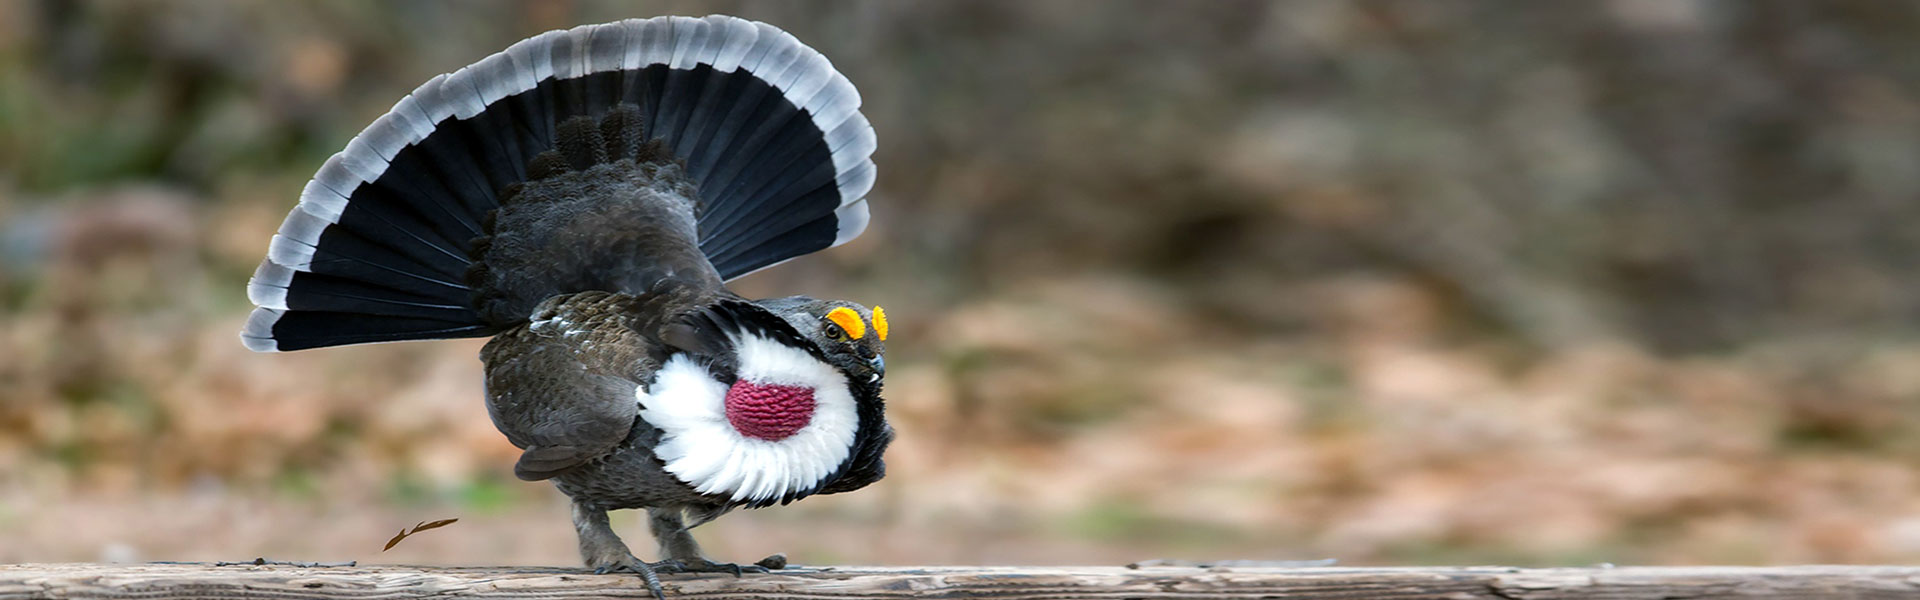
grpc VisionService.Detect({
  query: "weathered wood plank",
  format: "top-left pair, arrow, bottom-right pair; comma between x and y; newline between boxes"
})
0,563 -> 1917,599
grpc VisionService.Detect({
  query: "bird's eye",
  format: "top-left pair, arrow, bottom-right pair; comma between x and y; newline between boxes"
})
823,307 -> 866,342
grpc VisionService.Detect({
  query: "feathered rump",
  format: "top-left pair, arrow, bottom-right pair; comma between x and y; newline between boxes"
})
244,16 -> 877,351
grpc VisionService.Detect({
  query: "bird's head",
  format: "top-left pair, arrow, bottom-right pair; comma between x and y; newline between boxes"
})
753,296 -> 888,391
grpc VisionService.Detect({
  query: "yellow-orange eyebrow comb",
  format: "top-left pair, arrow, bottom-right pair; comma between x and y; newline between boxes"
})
826,307 -> 866,340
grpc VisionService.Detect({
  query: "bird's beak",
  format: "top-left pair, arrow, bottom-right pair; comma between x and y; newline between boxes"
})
868,354 -> 885,380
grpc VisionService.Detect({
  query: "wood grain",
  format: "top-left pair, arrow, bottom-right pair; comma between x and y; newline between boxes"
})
1,563 -> 1917,599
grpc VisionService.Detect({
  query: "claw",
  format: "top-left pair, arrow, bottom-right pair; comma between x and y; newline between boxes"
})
638,567 -> 664,600
589,558 -> 666,600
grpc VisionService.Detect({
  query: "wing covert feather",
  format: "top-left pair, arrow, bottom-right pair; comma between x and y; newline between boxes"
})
480,288 -> 712,480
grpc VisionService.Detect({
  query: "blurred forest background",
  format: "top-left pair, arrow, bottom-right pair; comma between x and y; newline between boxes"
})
4,0 -> 1920,567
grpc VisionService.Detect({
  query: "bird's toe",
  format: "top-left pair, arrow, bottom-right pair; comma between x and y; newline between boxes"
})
588,555 -> 666,599
650,556 -> 774,577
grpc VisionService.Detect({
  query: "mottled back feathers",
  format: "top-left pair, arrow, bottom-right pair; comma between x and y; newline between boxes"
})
470,110 -> 724,326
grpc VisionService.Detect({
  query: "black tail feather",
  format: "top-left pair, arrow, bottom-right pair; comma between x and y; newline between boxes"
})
245,16 -> 876,352
245,309 -> 493,352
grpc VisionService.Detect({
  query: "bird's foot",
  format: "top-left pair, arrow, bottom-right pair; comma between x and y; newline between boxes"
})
590,554 -> 666,600
649,553 -> 784,577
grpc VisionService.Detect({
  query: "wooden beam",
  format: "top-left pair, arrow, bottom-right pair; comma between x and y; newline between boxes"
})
1,563 -> 1917,599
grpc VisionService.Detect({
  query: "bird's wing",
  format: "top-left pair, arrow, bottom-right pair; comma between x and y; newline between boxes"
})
481,288 -> 710,481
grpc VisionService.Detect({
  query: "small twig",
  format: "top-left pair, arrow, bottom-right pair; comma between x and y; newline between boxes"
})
383,518 -> 459,552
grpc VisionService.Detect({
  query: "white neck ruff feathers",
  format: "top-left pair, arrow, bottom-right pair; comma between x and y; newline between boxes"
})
637,333 -> 857,503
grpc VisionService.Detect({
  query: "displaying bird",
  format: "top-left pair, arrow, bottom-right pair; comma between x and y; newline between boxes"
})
239,16 -> 892,596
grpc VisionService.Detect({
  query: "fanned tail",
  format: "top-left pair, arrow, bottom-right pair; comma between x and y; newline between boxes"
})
243,16 -> 877,352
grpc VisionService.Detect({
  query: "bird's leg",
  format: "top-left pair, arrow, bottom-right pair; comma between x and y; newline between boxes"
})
644,507 -> 782,575
648,507 -> 707,563
574,502 -> 666,599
